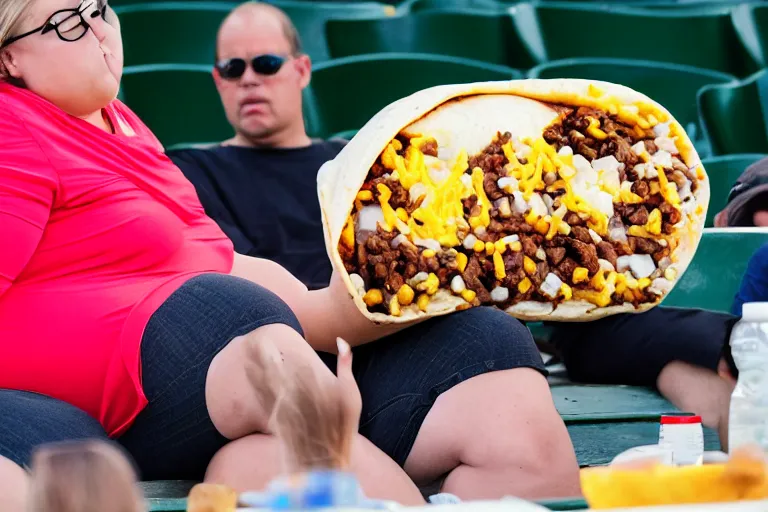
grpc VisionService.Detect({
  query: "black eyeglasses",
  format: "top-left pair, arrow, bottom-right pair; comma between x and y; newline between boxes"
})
1,1 -> 109,49
215,55 -> 289,80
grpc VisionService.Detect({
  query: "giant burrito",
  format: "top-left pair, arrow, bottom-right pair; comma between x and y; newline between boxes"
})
318,79 -> 709,323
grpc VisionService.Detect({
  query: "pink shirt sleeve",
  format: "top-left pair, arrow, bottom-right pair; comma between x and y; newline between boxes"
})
0,110 -> 59,298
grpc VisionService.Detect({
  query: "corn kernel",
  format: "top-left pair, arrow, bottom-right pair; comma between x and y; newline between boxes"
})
396,207 -> 409,223
523,256 -> 536,275
560,283 -> 573,301
397,284 -> 415,306
473,240 -> 485,253
664,268 -> 677,281
587,84 -> 603,98
646,114 -> 659,126
460,289 -> 477,303
425,273 -> 439,295
417,293 -> 430,312
518,277 -> 532,294
509,241 -> 522,252
362,289 -> 383,307
638,278 -> 651,289
422,249 -> 436,258
535,218 -> 550,235
633,124 -> 647,139
645,208 -> 662,235
485,241 -> 495,256
456,252 -> 468,273
695,205 -> 704,216
341,216 -> 355,248
493,251 -> 506,280
389,295 -> 401,317
494,240 -> 507,254
356,190 -> 373,201
572,267 -> 589,284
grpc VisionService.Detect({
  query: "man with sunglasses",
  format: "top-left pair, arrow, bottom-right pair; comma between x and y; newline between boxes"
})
169,1 -> 584,501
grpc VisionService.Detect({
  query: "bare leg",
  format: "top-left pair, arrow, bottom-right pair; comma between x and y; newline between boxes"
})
657,361 -> 733,450
0,456 -> 28,512
205,434 -> 424,506
404,368 -> 580,501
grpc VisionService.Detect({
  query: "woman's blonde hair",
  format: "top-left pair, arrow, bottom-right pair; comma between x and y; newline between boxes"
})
27,440 -> 145,512
0,0 -> 31,47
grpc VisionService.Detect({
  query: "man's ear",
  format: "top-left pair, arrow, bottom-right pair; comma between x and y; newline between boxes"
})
296,54 -> 311,89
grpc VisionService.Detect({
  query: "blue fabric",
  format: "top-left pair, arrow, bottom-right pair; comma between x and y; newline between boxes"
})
732,242 -> 768,316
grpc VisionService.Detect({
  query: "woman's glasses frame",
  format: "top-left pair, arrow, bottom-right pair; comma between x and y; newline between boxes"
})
215,54 -> 291,81
1,1 -> 108,49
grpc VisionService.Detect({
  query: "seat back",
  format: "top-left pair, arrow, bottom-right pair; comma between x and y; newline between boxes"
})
701,154 -> 767,226
662,228 -> 768,313
697,69 -> 768,155
529,57 -> 735,144
120,64 -> 232,147
304,53 -> 520,138
513,2 -> 758,76
325,10 -> 537,68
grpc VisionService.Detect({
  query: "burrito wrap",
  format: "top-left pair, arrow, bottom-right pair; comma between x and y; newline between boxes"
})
318,79 -> 709,324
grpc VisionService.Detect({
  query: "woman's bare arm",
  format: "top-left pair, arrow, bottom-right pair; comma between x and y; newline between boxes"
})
229,254 -> 409,353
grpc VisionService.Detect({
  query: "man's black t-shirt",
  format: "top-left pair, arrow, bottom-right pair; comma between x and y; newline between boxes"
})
168,140 -> 345,290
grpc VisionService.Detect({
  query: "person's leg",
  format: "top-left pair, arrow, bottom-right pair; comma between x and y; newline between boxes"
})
553,307 -> 738,448
118,274 -> 422,504
322,307 -> 580,500
0,389 -> 111,512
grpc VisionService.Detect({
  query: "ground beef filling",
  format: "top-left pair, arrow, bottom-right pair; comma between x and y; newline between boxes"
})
341,105 -> 695,315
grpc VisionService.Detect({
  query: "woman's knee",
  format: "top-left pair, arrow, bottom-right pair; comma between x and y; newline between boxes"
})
450,307 -> 539,364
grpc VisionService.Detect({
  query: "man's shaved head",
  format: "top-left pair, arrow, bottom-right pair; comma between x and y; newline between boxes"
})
216,2 -> 302,62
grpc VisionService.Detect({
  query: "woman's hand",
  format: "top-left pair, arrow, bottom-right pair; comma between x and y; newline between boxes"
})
229,254 -> 411,353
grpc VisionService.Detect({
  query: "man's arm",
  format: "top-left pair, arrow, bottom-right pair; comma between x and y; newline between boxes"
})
230,254 -> 408,353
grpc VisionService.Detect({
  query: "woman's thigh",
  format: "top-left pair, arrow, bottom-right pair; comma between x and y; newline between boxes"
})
319,306 -> 545,467
0,390 -> 108,468
118,273 -> 303,481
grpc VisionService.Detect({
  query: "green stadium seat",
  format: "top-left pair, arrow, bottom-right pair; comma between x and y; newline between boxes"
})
697,69 -> 768,156
325,10 -> 538,69
303,53 -> 521,139
528,58 -> 735,149
120,64 -> 232,148
512,2 -> 759,76
404,0 -> 504,12
701,154 -> 766,226
732,3 -> 768,72
662,228 -> 768,313
115,1 -> 395,65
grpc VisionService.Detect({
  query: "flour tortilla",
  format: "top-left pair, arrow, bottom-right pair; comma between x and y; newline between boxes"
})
317,79 -> 710,324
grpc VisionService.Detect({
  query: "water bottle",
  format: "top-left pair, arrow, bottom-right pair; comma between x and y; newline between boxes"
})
728,302 -> 768,452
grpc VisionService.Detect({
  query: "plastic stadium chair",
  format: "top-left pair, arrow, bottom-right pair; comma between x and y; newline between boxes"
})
733,3 -> 768,73
697,69 -> 768,156
663,228 -> 768,313
303,53 -> 521,139
528,58 -> 735,149
701,154 -> 767,226
512,2 -> 759,76
404,0 -> 504,12
325,10 -> 538,69
116,1 -> 395,65
120,64 -> 233,148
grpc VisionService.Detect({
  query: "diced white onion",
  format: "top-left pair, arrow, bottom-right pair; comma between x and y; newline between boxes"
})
451,275 -> 466,294
494,197 -> 512,218
491,286 -> 510,302
573,154 -> 593,175
409,182 -> 428,205
651,150 -> 673,168
658,256 -> 672,271
528,193 -> 548,217
542,194 -> 555,215
350,273 -> 365,293
645,165 -> 658,179
591,155 -> 621,174
653,122 -> 671,138
627,254 -> 656,279
463,234 -> 478,250
598,259 -> 615,272
540,273 -> 563,298
608,216 -> 627,243
616,256 -> 631,273
459,173 -> 473,192
502,234 -> 520,244
654,137 -> 678,154
497,176 -> 519,194
658,239 -> 668,247
409,272 -> 429,287
631,141 -> 646,156
648,277 -> 673,296
391,234 -> 409,248
588,228 -> 603,244
535,247 -> 547,261
357,205 -> 385,234
557,146 -> 574,157
414,238 -> 441,252
593,190 -> 615,218
515,141 -> 532,159
428,167 -> 450,184
512,191 -> 528,213
474,226 -> 487,237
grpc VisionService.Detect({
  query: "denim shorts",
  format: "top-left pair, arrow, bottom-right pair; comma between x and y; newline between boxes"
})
0,274 -> 543,479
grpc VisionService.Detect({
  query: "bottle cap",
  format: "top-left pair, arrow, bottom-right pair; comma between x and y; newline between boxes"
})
741,302 -> 768,323
661,415 -> 702,425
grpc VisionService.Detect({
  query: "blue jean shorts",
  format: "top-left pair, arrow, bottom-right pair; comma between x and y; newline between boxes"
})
0,274 -> 543,479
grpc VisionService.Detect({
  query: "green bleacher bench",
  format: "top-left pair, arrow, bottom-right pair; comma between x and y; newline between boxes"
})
697,69 -> 768,156
304,53 -> 520,138
701,154 -> 767,226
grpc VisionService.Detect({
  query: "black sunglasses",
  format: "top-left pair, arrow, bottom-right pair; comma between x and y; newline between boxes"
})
1,0 -> 109,49
215,55 -> 289,80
